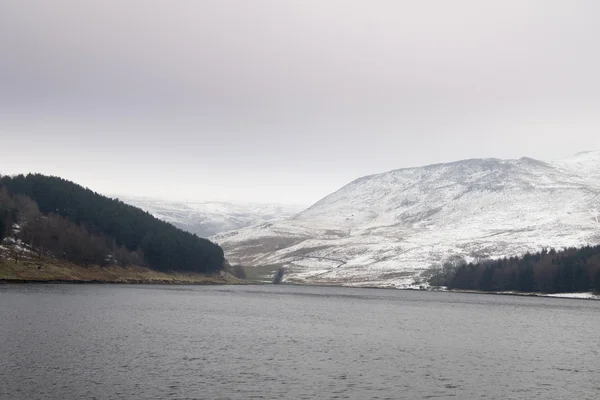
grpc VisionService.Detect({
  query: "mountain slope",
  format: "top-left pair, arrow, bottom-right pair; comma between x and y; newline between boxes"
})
119,196 -> 304,237
0,174 -> 225,274
212,152 -> 600,287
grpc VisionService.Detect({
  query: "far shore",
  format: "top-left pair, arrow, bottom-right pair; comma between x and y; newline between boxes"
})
2,267 -> 598,301
0,258 -> 244,285
0,278 -> 240,285
434,287 -> 600,300
276,280 -> 600,300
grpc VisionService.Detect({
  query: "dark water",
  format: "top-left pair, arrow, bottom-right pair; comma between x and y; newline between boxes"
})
1,285 -> 599,400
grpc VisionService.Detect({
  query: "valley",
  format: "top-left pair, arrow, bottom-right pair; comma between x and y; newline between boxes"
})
120,196 -> 304,237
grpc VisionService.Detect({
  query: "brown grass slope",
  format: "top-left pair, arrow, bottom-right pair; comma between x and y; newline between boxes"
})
0,255 -> 242,285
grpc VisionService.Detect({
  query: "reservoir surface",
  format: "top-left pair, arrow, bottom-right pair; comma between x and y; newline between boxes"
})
1,284 -> 599,399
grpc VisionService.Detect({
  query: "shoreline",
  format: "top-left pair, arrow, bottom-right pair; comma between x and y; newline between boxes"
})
2,275 -> 597,300
0,258 -> 244,285
436,288 -> 600,300
279,281 -> 600,300
0,278 -> 239,285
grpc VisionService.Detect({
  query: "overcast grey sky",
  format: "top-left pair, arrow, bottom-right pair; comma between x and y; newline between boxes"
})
1,1 -> 599,204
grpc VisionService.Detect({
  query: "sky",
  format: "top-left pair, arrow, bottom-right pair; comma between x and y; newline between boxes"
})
1,0 -> 599,205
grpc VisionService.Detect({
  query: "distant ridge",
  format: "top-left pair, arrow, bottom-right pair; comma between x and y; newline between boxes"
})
119,196 -> 305,237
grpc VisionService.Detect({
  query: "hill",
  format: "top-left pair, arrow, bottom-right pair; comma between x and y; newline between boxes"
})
212,152 -> 600,287
0,174 -> 225,276
120,196 -> 304,237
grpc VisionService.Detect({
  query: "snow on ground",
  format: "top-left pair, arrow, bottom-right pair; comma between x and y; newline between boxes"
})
213,152 -> 600,287
545,292 -> 600,300
494,291 -> 600,300
0,235 -> 37,260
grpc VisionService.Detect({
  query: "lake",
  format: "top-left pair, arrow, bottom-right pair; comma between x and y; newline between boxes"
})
1,284 -> 599,399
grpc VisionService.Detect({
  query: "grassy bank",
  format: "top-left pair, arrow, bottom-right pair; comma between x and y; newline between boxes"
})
0,258 -> 242,285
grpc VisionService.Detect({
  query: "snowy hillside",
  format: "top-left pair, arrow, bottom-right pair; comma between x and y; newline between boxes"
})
119,197 -> 304,237
212,152 -> 600,287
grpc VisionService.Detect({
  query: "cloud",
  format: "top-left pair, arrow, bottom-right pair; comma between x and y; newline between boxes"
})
1,0 -> 599,203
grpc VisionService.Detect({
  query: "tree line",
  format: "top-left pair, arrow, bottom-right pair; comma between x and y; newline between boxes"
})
0,174 -> 224,273
1,187 -> 143,266
428,246 -> 600,293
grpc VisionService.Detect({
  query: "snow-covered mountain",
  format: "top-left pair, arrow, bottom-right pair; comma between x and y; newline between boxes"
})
212,151 -> 600,287
119,196 -> 305,237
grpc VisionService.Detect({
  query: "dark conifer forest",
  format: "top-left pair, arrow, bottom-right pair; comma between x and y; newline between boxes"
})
428,246 -> 600,294
0,174 -> 224,273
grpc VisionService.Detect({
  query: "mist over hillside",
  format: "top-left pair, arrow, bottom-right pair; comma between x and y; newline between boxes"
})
119,196 -> 305,237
